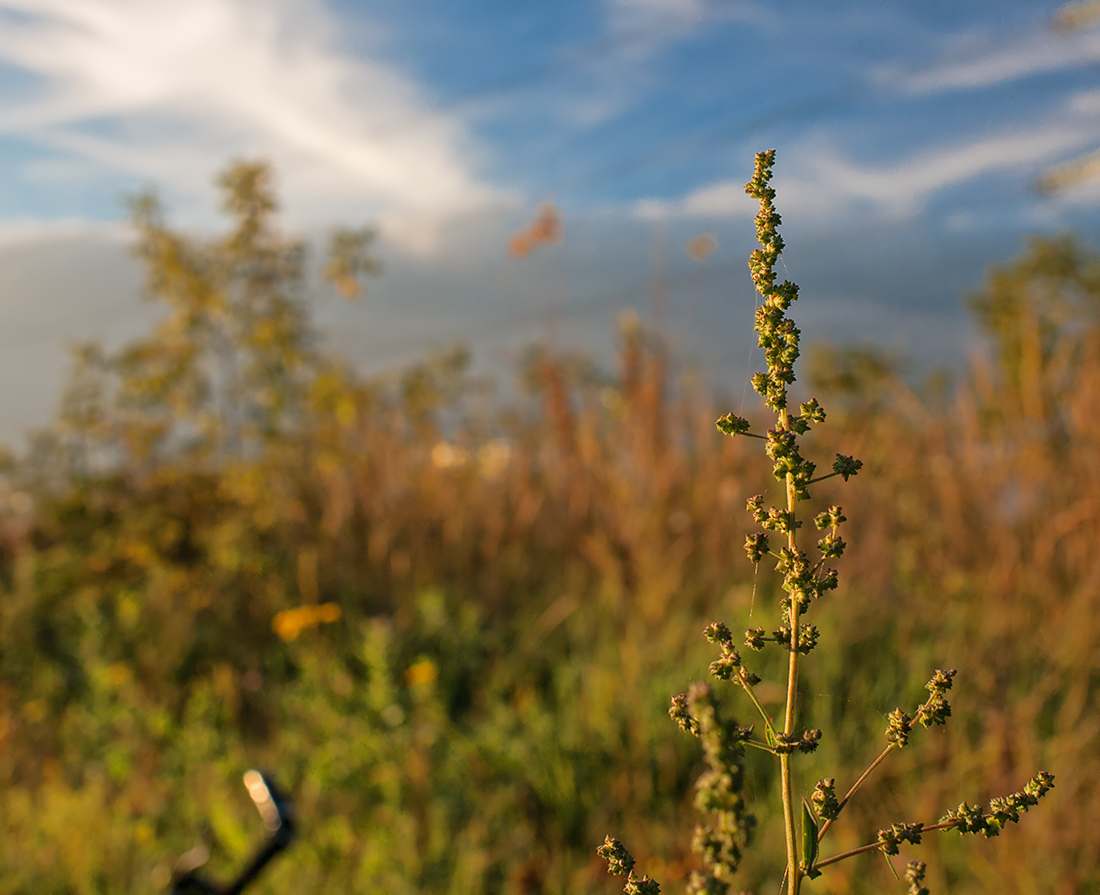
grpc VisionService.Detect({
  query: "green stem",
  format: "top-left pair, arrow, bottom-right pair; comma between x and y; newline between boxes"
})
817,684 -> 952,844
814,819 -> 963,871
779,712 -> 798,894
817,744 -> 896,843
738,673 -> 778,741
779,446 -> 802,895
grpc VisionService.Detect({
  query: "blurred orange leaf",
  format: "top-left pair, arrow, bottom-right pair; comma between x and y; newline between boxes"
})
509,201 -> 563,258
685,233 -> 718,260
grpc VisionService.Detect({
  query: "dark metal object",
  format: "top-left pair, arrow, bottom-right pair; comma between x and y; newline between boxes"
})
170,771 -> 296,895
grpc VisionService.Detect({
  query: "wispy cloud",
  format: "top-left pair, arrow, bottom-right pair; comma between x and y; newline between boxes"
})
892,26 -> 1100,95
607,0 -> 709,31
633,180 -> 749,221
0,217 -> 126,248
783,127 -> 1092,219
632,116 -> 1095,224
545,0 -> 742,129
0,0 -> 507,252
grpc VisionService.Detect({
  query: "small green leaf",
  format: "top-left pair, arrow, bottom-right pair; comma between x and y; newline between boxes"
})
801,798 -> 820,877
882,850 -> 899,880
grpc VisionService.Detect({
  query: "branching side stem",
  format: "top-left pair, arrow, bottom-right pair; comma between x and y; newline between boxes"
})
817,744 -> 896,842
738,674 -> 778,742
816,818 -> 978,871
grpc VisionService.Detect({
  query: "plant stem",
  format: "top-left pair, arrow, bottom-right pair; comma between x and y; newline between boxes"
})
813,839 -> 883,869
814,819 -> 964,871
779,724 -> 798,894
817,744 -> 896,842
738,674 -> 778,740
779,437 -> 802,895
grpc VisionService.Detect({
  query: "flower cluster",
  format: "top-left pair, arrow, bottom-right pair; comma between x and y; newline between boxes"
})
744,151 -> 800,415
774,546 -> 838,616
669,692 -> 700,737
940,771 -> 1056,838
717,154 -> 860,681
886,669 -> 958,747
743,532 -> 769,564
704,623 -> 745,680
773,728 -> 822,755
877,822 -> 924,856
886,708 -> 914,747
597,837 -> 661,895
811,778 -> 839,821
598,836 -> 636,877
716,413 -> 752,436
813,506 -> 846,529
832,454 -> 863,481
915,669 -> 956,728
685,683 -> 756,895
747,494 -> 801,534
905,861 -> 929,895
764,425 -> 817,497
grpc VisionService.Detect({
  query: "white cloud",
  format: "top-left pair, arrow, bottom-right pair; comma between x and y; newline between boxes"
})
633,180 -> 749,221
785,128 -> 1091,218
607,0 -> 708,30
893,27 -> 1100,95
0,217 -> 127,248
632,120 -> 1095,224
554,0 -> 740,130
0,0 -> 508,253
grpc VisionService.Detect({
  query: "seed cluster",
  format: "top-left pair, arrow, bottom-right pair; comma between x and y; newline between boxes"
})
940,771 -> 1056,838
905,861 -> 929,895
685,683 -> 756,895
598,837 -> 661,895
886,669 -> 957,747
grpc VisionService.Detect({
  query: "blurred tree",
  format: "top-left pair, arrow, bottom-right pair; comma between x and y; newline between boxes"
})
1053,0 -> 1100,30
324,225 -> 382,299
807,343 -> 903,415
58,160 -> 379,468
0,160 -> 385,744
967,235 -> 1100,421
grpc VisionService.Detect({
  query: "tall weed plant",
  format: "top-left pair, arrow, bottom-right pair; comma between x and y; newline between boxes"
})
599,152 -> 1054,895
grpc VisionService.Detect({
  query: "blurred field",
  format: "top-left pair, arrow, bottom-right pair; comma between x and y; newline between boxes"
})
0,171 -> 1095,894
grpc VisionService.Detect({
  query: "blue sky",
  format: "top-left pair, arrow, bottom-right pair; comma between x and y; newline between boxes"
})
1,0 -> 1100,440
